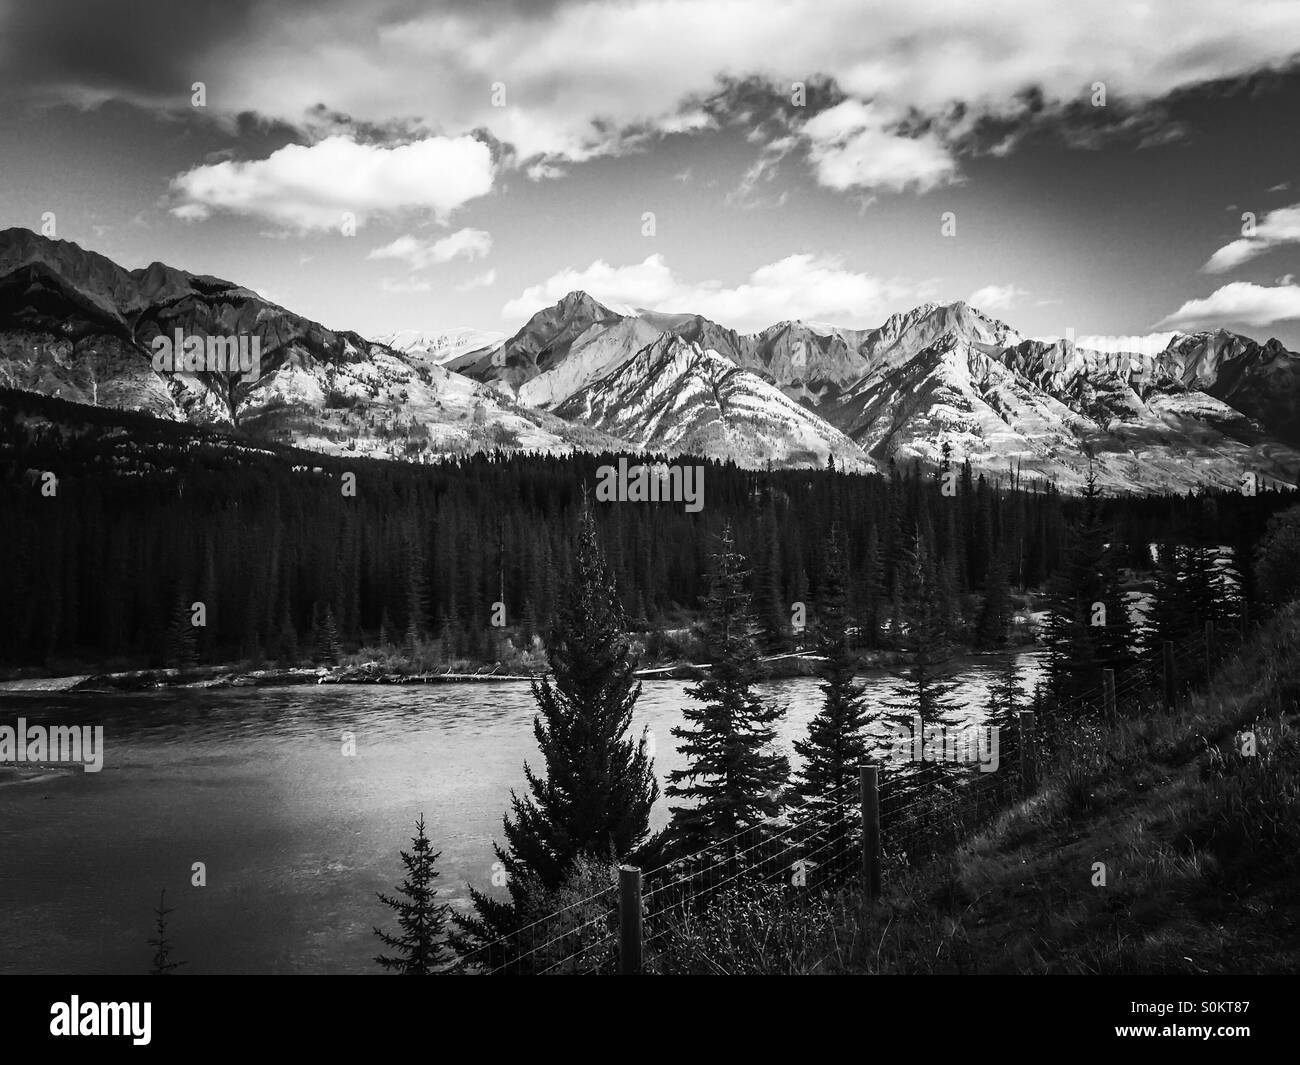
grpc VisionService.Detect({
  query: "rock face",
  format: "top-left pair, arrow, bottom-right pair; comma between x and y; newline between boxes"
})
0,229 -> 631,461
553,333 -> 874,472
3,227 -> 1299,487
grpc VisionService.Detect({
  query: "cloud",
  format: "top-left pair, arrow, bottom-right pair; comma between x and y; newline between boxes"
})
502,253 -> 930,331
15,1 -> 1300,196
1203,204 -> 1300,272
368,229 -> 492,270
379,276 -> 433,294
1156,281 -> 1300,329
169,135 -> 494,230
457,269 -> 498,291
801,100 -> 957,194
968,283 -> 1029,312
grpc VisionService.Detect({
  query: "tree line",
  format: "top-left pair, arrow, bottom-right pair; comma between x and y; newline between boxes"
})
2,387 -> 1291,671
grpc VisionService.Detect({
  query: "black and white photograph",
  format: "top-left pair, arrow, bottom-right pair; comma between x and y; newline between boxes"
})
0,0 -> 1297,1041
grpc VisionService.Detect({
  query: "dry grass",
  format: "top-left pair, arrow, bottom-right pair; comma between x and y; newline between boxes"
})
651,603 -> 1300,974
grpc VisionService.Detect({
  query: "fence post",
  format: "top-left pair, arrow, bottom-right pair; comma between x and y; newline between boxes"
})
1163,641 -> 1176,712
860,765 -> 881,902
1102,669 -> 1116,720
1018,711 -> 1038,795
618,865 -> 643,974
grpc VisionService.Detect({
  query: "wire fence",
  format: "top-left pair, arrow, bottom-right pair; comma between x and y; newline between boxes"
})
455,605 -> 1273,974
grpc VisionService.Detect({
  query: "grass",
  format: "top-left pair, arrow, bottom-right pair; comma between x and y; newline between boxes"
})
649,603 -> 1300,974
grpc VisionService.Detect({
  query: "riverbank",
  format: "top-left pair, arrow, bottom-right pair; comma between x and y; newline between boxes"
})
652,602 -> 1300,974
0,641 -> 1036,694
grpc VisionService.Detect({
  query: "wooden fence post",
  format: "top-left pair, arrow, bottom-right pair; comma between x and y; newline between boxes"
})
1102,669 -> 1116,720
1163,641 -> 1176,712
1018,711 -> 1038,795
618,865 -> 643,974
860,765 -> 881,902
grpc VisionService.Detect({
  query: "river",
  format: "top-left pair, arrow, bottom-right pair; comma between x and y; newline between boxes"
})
0,653 -> 1041,974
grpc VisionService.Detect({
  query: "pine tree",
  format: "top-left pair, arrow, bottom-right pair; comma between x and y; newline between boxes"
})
880,530 -> 964,800
975,548 -> 1012,648
147,889 -> 184,974
1041,463 -> 1134,710
1143,541 -> 1193,658
454,508 -> 658,954
165,593 -> 198,670
317,605 -> 342,665
982,655 -> 1024,788
666,524 -> 790,856
374,814 -> 451,974
793,526 -> 870,879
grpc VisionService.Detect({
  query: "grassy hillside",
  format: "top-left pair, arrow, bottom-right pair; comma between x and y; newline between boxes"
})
652,601 -> 1300,974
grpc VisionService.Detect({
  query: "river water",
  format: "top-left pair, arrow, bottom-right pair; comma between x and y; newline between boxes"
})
0,653 -> 1041,974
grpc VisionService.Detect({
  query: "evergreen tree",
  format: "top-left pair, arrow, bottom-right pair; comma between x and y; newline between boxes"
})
165,593 -> 198,670
975,548 -> 1012,648
147,889 -> 184,975
316,605 -> 342,665
373,814 -> 451,974
880,530 -> 964,799
666,524 -> 790,855
1041,463 -> 1134,709
454,508 -> 658,953
982,655 -> 1024,787
1143,541 -> 1193,658
793,526 -> 870,878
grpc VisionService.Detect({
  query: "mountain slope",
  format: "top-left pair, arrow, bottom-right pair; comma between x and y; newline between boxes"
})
553,334 -> 874,472
0,229 -> 632,462
830,333 -> 1300,491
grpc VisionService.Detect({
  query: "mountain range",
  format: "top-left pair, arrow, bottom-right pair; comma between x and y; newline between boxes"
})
1,227 -> 1297,492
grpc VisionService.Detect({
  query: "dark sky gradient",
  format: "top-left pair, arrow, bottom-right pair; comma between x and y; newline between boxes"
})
0,1 -> 1296,346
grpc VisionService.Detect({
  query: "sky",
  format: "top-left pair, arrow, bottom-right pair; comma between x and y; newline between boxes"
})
0,0 -> 1298,348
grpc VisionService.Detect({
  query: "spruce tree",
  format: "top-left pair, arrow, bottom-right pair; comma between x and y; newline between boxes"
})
374,813 -> 451,974
880,530 -> 964,800
454,507 -> 657,955
317,605 -> 342,665
982,655 -> 1023,791
666,524 -> 790,856
793,526 -> 870,879
165,593 -> 198,670
147,889 -> 184,975
1143,541 -> 1193,658
975,548 -> 1012,648
1041,463 -> 1134,710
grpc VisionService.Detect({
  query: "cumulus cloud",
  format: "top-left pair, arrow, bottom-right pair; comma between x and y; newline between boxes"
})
801,100 -> 957,194
457,269 -> 498,291
1203,205 -> 1300,273
502,253 -> 929,331
169,135 -> 494,230
968,283 -> 1029,312
367,229 -> 492,270
1156,281 -> 1300,329
15,1 -> 1300,198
